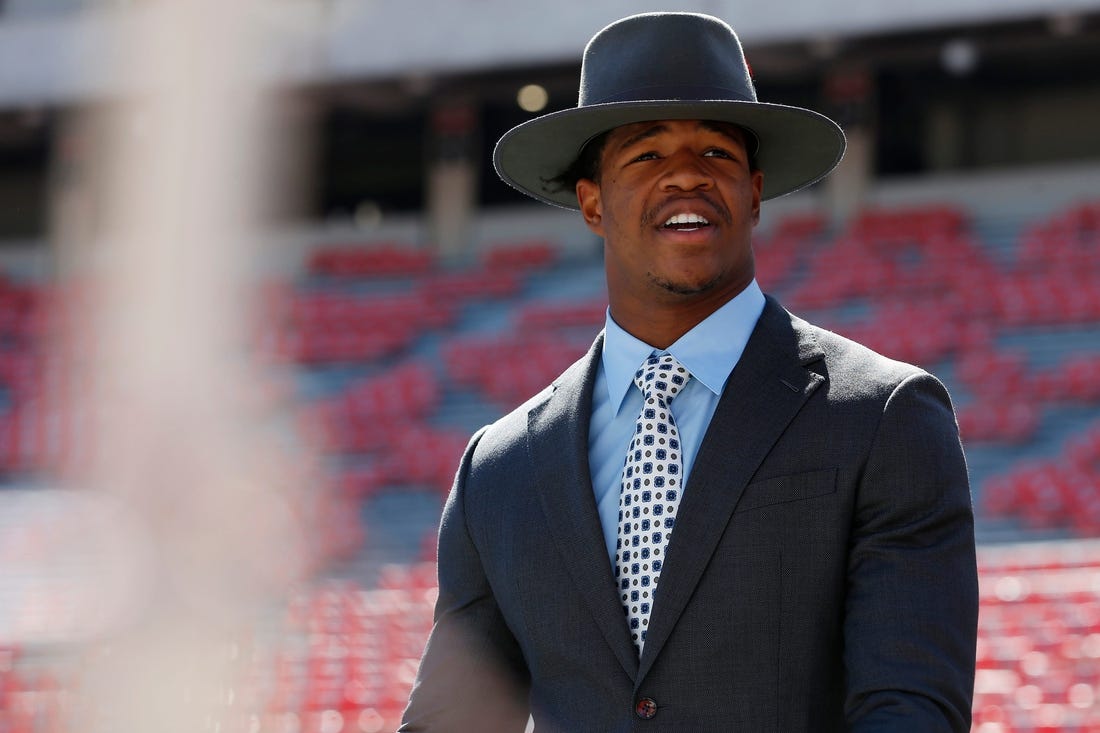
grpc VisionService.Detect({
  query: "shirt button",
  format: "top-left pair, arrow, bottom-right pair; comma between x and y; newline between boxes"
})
635,697 -> 658,720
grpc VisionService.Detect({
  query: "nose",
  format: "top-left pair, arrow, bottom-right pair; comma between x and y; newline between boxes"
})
659,149 -> 714,192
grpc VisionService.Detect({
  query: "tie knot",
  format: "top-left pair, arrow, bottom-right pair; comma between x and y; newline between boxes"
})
634,354 -> 691,403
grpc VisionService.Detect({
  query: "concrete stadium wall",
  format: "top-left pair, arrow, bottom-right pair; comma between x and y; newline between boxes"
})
3,0 -> 1100,106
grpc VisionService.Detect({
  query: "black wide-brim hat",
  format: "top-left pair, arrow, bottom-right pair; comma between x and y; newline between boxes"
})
494,12 -> 846,209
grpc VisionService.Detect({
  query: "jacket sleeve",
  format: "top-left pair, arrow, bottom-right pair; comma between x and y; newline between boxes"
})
399,427 -> 531,733
844,372 -> 978,732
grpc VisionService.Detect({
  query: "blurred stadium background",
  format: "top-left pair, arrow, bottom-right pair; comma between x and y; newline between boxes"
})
1,1 -> 1100,731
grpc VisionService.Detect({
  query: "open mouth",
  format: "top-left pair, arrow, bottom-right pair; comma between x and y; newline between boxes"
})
662,213 -> 711,232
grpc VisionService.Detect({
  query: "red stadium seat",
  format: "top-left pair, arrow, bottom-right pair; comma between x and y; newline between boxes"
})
306,245 -> 436,278
482,240 -> 557,271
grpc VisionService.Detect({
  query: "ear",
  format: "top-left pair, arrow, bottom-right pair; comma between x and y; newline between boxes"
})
750,170 -> 763,226
576,178 -> 604,236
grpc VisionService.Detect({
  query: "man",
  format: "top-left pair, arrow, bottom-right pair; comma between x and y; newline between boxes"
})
401,12 -> 977,732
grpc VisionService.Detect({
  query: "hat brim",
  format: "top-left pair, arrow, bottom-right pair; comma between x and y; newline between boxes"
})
493,100 -> 846,209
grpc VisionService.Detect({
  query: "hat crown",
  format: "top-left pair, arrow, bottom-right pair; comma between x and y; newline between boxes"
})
579,13 -> 758,107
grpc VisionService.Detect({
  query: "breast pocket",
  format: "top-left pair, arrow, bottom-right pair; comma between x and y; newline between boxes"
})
735,467 -> 837,513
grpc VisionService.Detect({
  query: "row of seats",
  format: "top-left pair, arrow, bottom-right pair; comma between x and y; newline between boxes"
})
783,203 -> 1100,330
784,207 -> 993,309
0,396 -> 89,472
1017,201 -> 1100,271
830,300 -> 981,366
0,243 -> 555,478
307,245 -> 436,277
748,212 -> 830,287
481,240 -> 557,271
950,348 -> 1083,444
261,265 -> 529,365
851,204 -> 969,236
0,276 -> 49,340
958,350 -> 1100,426
300,363 -> 467,494
443,333 -> 593,410
982,421 -> 1100,533
306,240 -> 558,279
972,541 -> 1100,732
306,363 -> 441,435
755,204 -> 1098,453
956,403 -> 1041,445
514,297 -> 607,331
989,271 -> 1100,327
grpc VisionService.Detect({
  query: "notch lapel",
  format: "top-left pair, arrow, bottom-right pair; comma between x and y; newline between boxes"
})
526,333 -> 640,678
636,300 -> 826,682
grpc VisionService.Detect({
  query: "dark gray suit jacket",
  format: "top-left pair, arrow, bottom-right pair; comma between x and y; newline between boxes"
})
401,298 -> 978,732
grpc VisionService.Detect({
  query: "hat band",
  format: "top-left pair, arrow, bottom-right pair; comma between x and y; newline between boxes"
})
584,84 -> 756,106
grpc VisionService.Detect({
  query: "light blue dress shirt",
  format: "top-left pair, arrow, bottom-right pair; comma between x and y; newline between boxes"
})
588,280 -> 766,564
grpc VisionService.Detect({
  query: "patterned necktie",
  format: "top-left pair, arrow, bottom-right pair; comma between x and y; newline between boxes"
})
615,353 -> 692,656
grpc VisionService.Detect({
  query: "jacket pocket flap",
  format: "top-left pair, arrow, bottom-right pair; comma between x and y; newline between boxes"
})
735,467 -> 837,513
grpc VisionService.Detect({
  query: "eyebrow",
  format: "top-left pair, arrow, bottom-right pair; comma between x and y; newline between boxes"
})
612,121 -> 748,154
699,121 -> 749,148
613,123 -> 669,153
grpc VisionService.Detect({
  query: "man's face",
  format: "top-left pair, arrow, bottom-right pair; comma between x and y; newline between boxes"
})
576,119 -> 763,312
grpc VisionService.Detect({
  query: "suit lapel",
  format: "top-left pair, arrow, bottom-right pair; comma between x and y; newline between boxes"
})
636,299 -> 826,682
526,333 -> 640,678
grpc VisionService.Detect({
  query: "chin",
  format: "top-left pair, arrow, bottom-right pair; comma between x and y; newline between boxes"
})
651,273 -> 721,297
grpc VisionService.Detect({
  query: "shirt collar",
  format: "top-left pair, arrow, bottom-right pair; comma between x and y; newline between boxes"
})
602,279 -> 766,413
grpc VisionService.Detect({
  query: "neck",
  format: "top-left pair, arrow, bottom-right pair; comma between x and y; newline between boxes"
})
609,283 -> 748,349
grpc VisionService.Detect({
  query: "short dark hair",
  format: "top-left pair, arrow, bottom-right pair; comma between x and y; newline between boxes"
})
542,130 -> 612,196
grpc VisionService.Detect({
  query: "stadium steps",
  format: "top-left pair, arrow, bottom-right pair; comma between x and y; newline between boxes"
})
429,386 -> 500,434
996,323 -> 1100,369
333,489 -> 443,586
522,257 -> 607,302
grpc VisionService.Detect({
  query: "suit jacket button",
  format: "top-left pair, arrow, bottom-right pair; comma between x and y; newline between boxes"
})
635,697 -> 658,720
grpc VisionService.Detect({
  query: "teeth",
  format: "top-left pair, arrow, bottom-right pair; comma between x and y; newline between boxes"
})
663,213 -> 709,227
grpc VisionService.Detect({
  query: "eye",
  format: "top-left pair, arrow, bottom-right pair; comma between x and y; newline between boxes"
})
629,151 -> 660,163
702,148 -> 734,159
